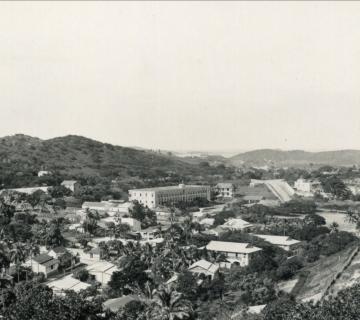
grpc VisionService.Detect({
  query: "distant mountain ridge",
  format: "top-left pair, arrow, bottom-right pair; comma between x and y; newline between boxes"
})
229,149 -> 360,167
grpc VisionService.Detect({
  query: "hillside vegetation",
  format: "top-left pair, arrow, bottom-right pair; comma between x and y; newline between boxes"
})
0,134 -> 205,188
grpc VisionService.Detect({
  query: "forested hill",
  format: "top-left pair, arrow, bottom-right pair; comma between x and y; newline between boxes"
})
0,134 -> 203,187
229,149 -> 360,167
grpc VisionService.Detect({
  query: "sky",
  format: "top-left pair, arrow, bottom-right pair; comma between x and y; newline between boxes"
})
1,2 -> 360,152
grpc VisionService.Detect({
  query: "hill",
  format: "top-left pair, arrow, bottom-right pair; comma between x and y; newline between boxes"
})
0,134 -> 203,188
229,149 -> 360,167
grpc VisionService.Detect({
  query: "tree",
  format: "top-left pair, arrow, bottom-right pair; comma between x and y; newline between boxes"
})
176,271 -> 198,301
149,286 -> 194,320
114,223 -> 131,239
48,185 -> 72,198
10,243 -> 26,282
73,269 -> 90,282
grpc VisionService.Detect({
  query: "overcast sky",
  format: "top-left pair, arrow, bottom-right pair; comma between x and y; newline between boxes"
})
1,2 -> 360,152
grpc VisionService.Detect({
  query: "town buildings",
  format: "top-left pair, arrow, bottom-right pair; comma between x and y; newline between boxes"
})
128,184 -> 211,209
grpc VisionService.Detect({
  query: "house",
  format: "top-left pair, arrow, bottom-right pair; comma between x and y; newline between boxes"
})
86,261 -> 118,286
203,226 -> 224,237
188,260 -> 219,279
139,226 -> 162,240
48,247 -> 77,269
206,241 -> 262,267
155,208 -> 172,223
103,296 -> 139,313
220,218 -> 253,231
192,210 -> 207,221
215,183 -> 236,198
118,217 -> 141,232
61,180 -> 80,193
199,218 -> 215,227
26,253 -> 59,278
38,170 -> 51,177
252,234 -> 301,252
47,275 -> 91,295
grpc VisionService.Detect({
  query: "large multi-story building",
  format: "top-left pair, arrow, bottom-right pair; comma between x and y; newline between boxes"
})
128,184 -> 211,209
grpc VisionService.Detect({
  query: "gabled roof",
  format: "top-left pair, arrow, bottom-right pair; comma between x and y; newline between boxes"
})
33,253 -> 56,265
252,234 -> 301,246
216,183 -> 234,188
61,180 -> 78,185
221,218 -> 252,229
188,259 -> 219,274
206,241 -> 262,254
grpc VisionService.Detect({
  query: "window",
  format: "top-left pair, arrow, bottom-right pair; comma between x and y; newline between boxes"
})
51,265 -> 54,270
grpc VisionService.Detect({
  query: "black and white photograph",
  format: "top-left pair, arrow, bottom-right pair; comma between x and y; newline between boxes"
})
1,1 -> 360,319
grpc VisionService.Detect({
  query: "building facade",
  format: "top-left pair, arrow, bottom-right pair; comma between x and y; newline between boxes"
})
128,184 -> 211,209
215,183 -> 235,198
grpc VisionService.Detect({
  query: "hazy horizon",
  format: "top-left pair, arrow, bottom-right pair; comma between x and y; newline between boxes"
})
1,2 -> 360,151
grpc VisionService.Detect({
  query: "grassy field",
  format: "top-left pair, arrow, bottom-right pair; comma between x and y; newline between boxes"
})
328,249 -> 360,297
292,245 -> 357,303
317,211 -> 358,234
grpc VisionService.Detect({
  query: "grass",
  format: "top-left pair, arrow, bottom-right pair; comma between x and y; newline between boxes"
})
292,245 -> 358,302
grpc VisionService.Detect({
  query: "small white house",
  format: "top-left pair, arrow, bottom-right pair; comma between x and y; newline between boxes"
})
188,260 -> 219,279
26,254 -> 59,278
86,261 -> 118,286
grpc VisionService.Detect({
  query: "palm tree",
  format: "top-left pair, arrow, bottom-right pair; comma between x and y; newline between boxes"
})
10,243 -> 26,282
149,286 -> 193,320
0,241 -> 11,276
329,222 -> 339,233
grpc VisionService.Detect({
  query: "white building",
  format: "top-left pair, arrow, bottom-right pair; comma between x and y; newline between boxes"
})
206,241 -> 262,267
128,184 -> 211,209
25,253 -> 59,278
61,180 -> 80,193
215,183 -> 236,198
252,234 -> 301,252
294,178 -> 323,196
85,261 -> 118,286
188,260 -> 219,279
38,170 -> 51,177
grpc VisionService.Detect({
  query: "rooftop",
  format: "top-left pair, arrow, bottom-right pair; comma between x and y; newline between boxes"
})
188,259 -> 219,274
33,253 -> 56,264
129,184 -> 209,192
221,218 -> 252,229
206,241 -> 262,254
252,234 -> 301,246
